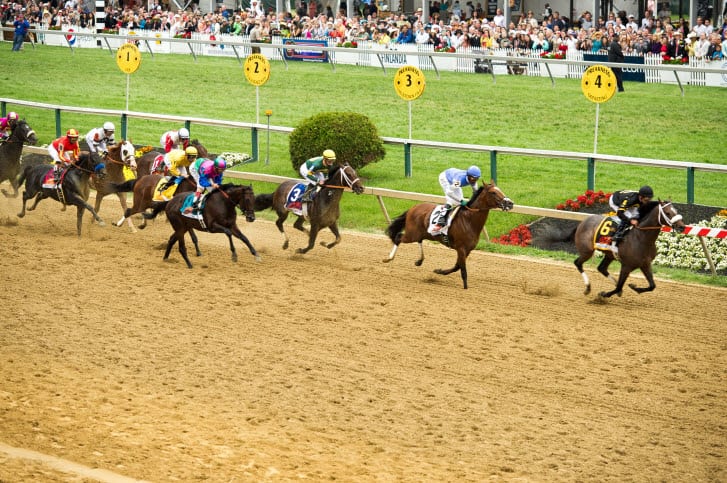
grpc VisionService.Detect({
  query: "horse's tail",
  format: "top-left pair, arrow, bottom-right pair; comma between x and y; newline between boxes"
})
108,179 -> 137,193
16,162 -> 35,188
254,193 -> 274,211
386,211 -> 409,243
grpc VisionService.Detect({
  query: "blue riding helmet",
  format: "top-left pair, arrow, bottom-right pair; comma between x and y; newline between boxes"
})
466,165 -> 481,179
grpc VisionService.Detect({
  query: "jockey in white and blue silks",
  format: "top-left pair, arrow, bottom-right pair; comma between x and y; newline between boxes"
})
432,165 -> 481,234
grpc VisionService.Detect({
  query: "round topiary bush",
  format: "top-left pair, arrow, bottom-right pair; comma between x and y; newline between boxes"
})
288,111 -> 385,172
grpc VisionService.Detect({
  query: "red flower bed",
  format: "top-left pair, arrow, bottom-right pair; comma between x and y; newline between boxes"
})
493,190 -> 612,246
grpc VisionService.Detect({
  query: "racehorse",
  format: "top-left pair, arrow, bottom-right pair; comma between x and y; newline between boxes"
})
383,181 -> 514,289
134,139 -> 208,177
16,152 -> 107,237
88,140 -> 137,231
253,163 -> 365,254
573,200 -> 685,298
111,174 -> 196,230
0,119 -> 38,198
162,184 -> 260,268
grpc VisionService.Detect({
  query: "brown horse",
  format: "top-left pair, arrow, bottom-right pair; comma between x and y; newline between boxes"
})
135,139 -> 208,177
163,184 -> 260,268
110,174 -> 196,230
383,181 -> 514,289
89,140 -> 137,231
573,200 -> 686,298
253,163 -> 365,254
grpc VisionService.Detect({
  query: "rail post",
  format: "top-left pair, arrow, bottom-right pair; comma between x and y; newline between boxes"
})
687,167 -> 695,204
489,150 -> 497,183
54,109 -> 62,138
251,126 -> 259,162
404,142 -> 412,178
587,157 -> 595,191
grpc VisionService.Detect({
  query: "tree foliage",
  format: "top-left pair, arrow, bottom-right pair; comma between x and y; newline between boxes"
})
288,111 -> 385,172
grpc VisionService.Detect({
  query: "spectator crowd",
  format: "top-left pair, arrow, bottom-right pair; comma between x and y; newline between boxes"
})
3,0 -> 726,60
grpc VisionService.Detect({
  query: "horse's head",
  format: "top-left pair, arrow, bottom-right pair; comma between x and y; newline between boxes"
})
13,119 -> 37,146
237,184 -> 256,223
474,180 -> 513,211
190,140 -> 208,158
116,140 -> 137,168
77,152 -> 107,180
328,163 -> 364,194
656,200 -> 685,233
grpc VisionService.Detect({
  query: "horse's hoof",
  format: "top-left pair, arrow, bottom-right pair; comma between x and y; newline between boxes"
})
382,258 -> 392,264
415,260 -> 423,267
17,213 -> 24,218
98,220 -> 106,227
282,242 -> 289,250
584,286 -> 591,295
598,291 -> 611,298
254,255 -> 262,262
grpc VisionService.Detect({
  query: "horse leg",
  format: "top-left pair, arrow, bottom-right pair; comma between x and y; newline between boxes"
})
293,216 -> 309,233
17,190 -> 32,218
629,264 -> 656,294
434,248 -> 467,288
26,192 -> 45,212
597,255 -> 617,285
75,205 -> 85,237
599,267 -> 632,298
414,241 -> 425,267
574,250 -> 594,295
296,224 -> 321,254
189,228 -> 202,257
116,192 -> 136,233
67,193 -> 105,228
275,211 -> 291,250
163,233 -> 177,260
229,225 -> 261,262
320,222 -> 341,249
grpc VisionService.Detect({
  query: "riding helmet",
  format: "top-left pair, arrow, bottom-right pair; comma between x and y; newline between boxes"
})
466,165 -> 482,178
7,111 -> 18,121
214,156 -> 227,171
178,127 -> 190,139
66,128 -> 79,139
103,121 -> 115,132
323,149 -> 336,161
185,146 -> 198,158
638,185 -> 654,198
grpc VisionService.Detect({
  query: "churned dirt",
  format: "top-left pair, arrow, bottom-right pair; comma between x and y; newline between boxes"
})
0,192 -> 724,482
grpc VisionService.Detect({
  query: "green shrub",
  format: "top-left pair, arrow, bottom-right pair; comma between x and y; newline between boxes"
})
288,111 -> 385,172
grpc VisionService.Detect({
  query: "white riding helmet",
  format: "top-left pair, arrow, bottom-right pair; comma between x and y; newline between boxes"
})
103,121 -> 115,132
178,127 -> 190,139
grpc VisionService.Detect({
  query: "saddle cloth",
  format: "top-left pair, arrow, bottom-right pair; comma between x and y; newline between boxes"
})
41,167 -> 61,189
284,183 -> 308,218
427,205 -> 460,236
179,193 -> 208,228
594,216 -> 619,252
152,177 -> 178,202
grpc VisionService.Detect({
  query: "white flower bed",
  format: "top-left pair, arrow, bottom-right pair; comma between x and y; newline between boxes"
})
655,215 -> 727,272
218,152 -> 252,167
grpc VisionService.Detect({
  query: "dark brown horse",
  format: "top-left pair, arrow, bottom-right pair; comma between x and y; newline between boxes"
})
89,140 -> 137,231
0,119 -> 38,198
253,163 -> 365,254
110,174 -> 196,230
135,139 -> 208,177
574,200 -> 686,298
383,181 -> 514,289
163,184 -> 260,268
16,152 -> 107,237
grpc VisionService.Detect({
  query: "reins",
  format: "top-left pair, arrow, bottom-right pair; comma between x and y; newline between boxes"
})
324,165 -> 360,191
635,202 -> 680,231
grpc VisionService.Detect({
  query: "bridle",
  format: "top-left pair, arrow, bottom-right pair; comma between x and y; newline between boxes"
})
324,165 -> 361,191
464,184 -> 512,212
636,201 -> 683,230
103,142 -> 136,167
3,124 -> 35,145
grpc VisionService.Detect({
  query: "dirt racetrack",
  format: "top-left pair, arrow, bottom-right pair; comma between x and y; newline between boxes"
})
0,192 -> 725,482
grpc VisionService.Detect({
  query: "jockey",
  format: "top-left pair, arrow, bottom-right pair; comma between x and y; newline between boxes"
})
162,146 -> 197,184
187,156 -> 226,213
48,129 -> 81,181
299,149 -> 336,202
85,122 -> 116,158
609,185 -> 654,247
432,165 -> 481,235
160,127 -> 190,153
0,111 -> 19,142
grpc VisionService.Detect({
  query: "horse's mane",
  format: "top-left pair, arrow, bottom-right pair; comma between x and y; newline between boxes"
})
468,185 -> 486,206
637,200 -> 660,219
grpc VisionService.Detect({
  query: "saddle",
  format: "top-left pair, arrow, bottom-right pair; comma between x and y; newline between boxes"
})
427,205 -> 461,237
41,167 -> 65,189
180,193 -> 208,228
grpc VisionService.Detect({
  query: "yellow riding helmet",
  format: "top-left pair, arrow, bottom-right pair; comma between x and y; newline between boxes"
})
66,128 -> 79,138
185,146 -> 198,157
323,149 -> 336,161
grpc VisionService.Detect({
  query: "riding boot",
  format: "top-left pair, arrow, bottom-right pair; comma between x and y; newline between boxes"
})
611,221 -> 630,246
301,184 -> 315,202
432,205 -> 451,235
